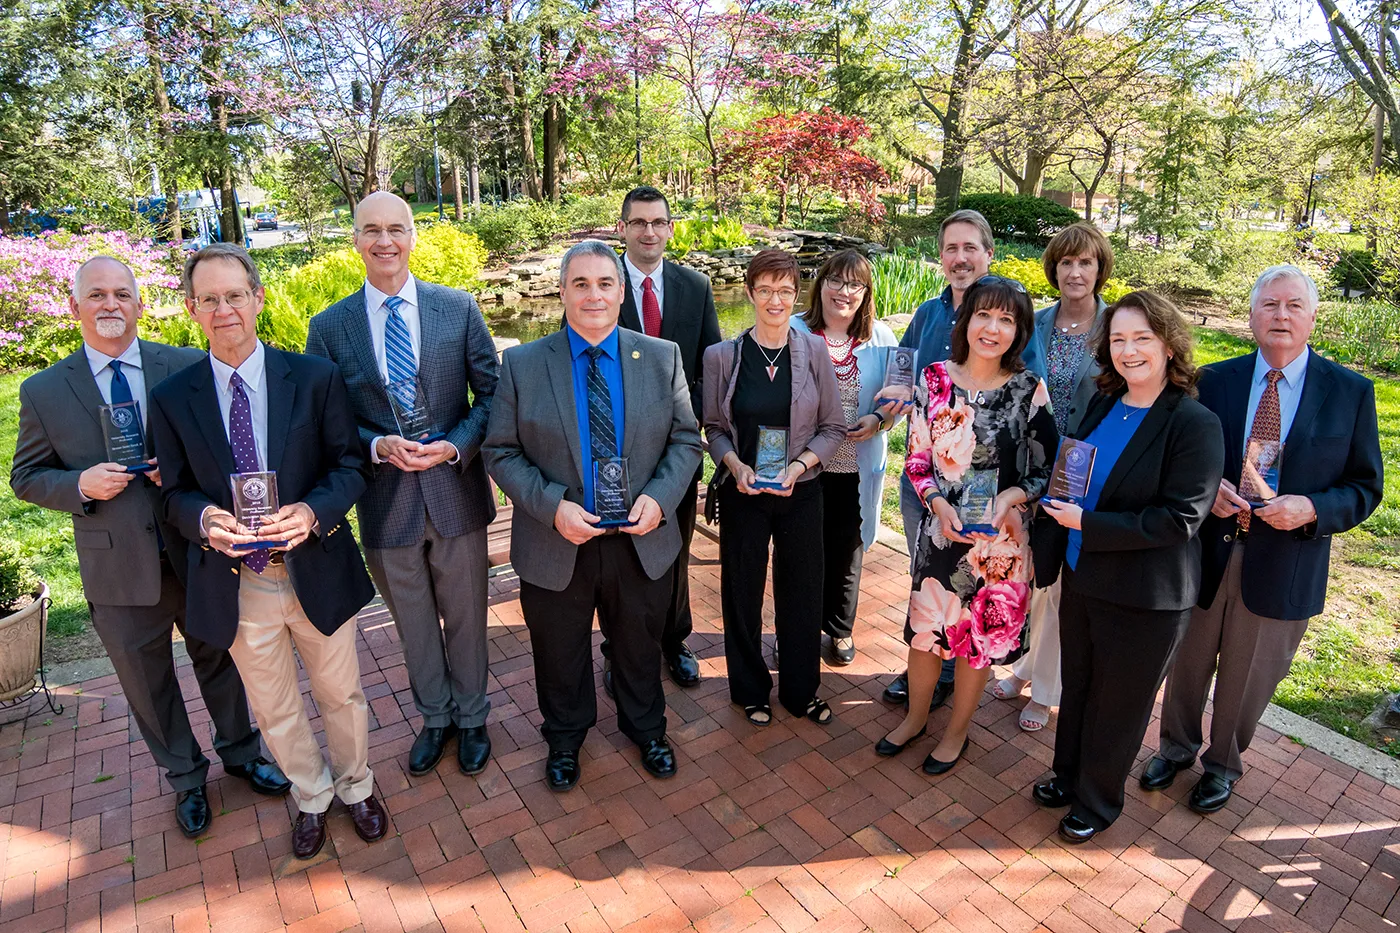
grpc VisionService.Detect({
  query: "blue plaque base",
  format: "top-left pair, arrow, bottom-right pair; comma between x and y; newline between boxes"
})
593,518 -> 637,529
125,463 -> 155,474
413,432 -> 448,444
751,479 -> 787,490
960,523 -> 998,535
232,540 -> 290,551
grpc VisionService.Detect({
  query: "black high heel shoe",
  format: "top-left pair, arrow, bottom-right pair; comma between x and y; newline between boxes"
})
874,725 -> 926,757
922,737 -> 970,775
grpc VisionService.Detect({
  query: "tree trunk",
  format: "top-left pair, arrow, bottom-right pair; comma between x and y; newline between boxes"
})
497,0 -> 541,200
541,22 -> 564,202
143,5 -> 181,241
1021,147 -> 1049,196
777,186 -> 788,225
451,158 -> 464,221
469,144 -> 481,208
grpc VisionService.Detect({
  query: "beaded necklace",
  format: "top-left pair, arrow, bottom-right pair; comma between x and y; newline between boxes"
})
816,328 -> 860,379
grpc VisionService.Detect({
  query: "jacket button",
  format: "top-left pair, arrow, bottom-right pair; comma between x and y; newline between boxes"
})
146,524 -> 154,533
576,487 -> 585,495
1223,533 -> 1233,542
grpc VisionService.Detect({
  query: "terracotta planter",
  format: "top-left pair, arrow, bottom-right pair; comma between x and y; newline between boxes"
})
0,582 -> 49,704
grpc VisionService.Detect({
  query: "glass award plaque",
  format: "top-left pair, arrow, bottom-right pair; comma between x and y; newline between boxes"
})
592,457 -> 636,529
752,426 -> 790,490
387,378 -> 447,443
957,468 -> 999,534
1047,438 -> 1096,505
876,347 -> 917,406
1242,439 -> 1283,507
99,401 -> 154,474
230,471 -> 289,550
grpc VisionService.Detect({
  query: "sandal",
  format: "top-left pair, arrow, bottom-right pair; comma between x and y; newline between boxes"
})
744,705 -> 772,726
805,699 -> 833,725
992,676 -> 1027,701
1019,701 -> 1050,732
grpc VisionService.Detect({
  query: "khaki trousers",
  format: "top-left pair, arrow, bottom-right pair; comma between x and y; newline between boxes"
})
1012,576 -> 1063,707
230,563 -> 373,813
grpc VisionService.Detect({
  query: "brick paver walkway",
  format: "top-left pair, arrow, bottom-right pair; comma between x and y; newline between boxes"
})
3,536 -> 1399,933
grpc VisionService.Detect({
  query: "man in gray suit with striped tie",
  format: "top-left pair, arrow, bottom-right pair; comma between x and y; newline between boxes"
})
306,192 -> 499,778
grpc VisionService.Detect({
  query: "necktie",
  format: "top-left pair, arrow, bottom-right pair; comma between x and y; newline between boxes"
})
585,346 -> 617,462
1238,369 -> 1283,533
383,295 -> 417,407
228,371 -> 268,573
641,277 -> 661,338
113,359 -> 163,549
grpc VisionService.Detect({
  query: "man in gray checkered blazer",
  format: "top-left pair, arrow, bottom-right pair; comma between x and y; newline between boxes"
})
305,192 -> 498,778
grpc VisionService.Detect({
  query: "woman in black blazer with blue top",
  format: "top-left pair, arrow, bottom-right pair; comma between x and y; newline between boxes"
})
1033,292 -> 1225,844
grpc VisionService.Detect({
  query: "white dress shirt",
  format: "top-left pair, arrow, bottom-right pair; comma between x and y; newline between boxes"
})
624,254 -> 664,324
209,339 -> 270,471
85,339 -> 147,429
1244,347 -> 1309,452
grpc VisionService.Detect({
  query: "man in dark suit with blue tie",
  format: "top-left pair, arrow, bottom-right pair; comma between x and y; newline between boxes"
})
11,256 -> 289,839
149,243 -> 384,861
1142,265 -> 1383,813
307,192 -> 498,780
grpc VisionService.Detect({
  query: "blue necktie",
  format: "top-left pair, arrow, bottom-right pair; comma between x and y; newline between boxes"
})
228,372 -> 267,574
585,346 -> 617,461
112,359 -> 162,550
383,296 -> 416,407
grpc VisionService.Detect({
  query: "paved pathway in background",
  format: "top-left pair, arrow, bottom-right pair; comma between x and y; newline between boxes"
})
3,538 -> 1399,933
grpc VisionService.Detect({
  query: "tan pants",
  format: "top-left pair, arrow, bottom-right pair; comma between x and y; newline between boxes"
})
230,563 -> 373,813
1012,576 -> 1063,707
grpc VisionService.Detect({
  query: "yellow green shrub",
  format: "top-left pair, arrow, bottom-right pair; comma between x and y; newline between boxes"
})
991,256 -> 1132,305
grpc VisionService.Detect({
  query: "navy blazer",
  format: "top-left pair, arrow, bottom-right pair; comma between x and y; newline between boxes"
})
1196,350 -> 1383,620
149,345 -> 375,650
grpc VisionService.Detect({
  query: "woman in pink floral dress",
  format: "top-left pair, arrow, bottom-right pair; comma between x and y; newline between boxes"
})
876,276 -> 1058,774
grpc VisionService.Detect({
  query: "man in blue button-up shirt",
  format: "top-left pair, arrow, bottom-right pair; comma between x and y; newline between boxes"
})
878,209 -> 996,710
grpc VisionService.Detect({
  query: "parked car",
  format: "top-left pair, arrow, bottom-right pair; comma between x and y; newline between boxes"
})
254,209 -> 278,230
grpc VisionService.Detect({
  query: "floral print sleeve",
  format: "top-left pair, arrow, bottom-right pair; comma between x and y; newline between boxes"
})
905,362 -> 968,504
1018,376 -> 1058,503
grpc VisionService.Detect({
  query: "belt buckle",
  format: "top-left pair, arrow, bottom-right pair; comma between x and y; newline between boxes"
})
266,551 -> 287,565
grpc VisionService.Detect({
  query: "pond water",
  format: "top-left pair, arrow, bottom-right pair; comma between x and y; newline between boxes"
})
482,283 -> 815,343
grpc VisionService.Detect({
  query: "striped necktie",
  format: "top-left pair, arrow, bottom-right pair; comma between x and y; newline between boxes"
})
585,346 -> 617,460
383,295 -> 416,407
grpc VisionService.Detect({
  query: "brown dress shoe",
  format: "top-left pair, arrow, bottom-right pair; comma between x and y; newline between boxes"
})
347,795 -> 387,842
291,810 -> 327,859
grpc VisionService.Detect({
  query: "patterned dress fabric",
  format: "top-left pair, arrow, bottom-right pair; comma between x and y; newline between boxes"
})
903,362 -> 1057,668
1046,330 -> 1089,435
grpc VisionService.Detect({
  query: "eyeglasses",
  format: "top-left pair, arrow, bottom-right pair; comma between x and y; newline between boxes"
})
753,287 -> 797,302
358,225 -> 413,241
822,278 -> 868,295
624,219 -> 672,233
973,274 -> 1028,294
192,290 -> 253,313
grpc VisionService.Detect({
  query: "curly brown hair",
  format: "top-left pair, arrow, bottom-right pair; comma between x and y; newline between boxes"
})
801,249 -> 875,343
1092,290 -> 1199,397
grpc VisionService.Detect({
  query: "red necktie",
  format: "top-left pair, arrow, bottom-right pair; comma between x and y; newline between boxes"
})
1238,369 -> 1282,532
641,277 -> 661,338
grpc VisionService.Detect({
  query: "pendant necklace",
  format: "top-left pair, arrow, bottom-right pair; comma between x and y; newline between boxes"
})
1121,402 -> 1149,421
753,336 -> 787,382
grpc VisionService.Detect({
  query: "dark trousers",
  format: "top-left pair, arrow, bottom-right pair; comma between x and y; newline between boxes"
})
90,558 -> 261,792
600,472 -> 699,659
1053,567 -> 1192,831
819,471 -> 863,641
719,479 -> 823,715
519,535 -> 670,752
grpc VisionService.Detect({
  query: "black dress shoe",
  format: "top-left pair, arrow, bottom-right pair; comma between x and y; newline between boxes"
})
224,756 -> 291,796
875,725 -> 925,757
1189,773 -> 1234,813
291,810 -> 327,859
1032,778 -> 1072,808
546,749 -> 580,791
882,671 -> 910,704
1058,814 -> 1097,844
829,637 -> 856,666
408,724 -> 459,776
667,644 -> 701,687
175,786 -> 211,838
922,737 -> 970,775
639,737 -> 677,778
929,679 -> 954,711
1140,755 -> 1193,791
458,726 -> 491,776
603,662 -> 615,700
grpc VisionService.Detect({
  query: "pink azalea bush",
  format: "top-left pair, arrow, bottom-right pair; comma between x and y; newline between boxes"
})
0,230 -> 182,369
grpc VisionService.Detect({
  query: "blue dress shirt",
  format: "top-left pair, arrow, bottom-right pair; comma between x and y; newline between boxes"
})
1067,399 -> 1150,570
899,286 -> 958,376
566,324 -> 626,514
1244,348 -> 1309,452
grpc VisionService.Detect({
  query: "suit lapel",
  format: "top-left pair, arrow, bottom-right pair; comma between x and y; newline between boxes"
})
138,341 -> 170,456
620,330 -> 643,458
1092,391 -> 1178,506
660,262 -> 683,342
345,287 -> 384,395
264,347 -> 296,471
61,348 -> 105,430
188,358 -> 238,478
1281,349 -> 1332,482
1221,352 -> 1254,455
619,264 -> 643,333
414,279 -> 441,382
546,331 -> 585,484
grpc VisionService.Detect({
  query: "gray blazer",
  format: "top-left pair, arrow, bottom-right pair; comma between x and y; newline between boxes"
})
482,327 -> 702,592
306,279 -> 499,549
702,327 -> 846,481
10,340 -> 205,606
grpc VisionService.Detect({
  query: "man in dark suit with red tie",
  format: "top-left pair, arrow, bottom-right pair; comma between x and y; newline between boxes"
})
600,186 -> 721,694
1141,265 -> 1383,813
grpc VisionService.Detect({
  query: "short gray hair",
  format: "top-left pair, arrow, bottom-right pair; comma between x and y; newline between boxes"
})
72,256 -> 138,300
559,239 -> 624,286
1250,264 -> 1318,312
183,242 -> 263,296
940,209 -> 995,253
